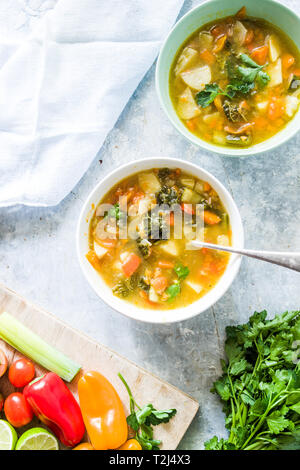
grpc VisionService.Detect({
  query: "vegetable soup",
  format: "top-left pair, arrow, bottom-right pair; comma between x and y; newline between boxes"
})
87,168 -> 231,310
170,6 -> 300,148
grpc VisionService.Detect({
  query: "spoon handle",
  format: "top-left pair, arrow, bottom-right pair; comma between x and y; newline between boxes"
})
190,241 -> 300,272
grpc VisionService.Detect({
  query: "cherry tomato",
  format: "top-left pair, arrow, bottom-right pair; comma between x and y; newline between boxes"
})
0,393 -> 4,412
8,358 -> 35,388
4,393 -> 33,427
0,349 -> 8,377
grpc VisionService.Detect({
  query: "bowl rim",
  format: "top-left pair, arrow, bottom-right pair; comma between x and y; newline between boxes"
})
155,0 -> 300,157
76,157 -> 244,324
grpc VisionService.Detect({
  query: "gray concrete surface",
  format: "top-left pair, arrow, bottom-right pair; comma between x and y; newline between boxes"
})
0,0 -> 299,449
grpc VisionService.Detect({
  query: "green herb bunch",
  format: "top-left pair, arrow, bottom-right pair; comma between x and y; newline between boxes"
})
205,310 -> 300,450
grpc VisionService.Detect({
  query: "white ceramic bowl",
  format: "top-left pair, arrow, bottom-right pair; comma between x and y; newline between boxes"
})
77,158 -> 244,323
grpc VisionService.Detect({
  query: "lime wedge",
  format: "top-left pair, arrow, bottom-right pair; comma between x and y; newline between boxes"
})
16,428 -> 59,451
0,419 -> 18,450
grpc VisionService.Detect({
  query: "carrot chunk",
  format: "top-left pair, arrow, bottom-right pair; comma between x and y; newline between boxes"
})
151,276 -> 168,295
202,211 -> 221,225
158,260 -> 175,269
236,6 -> 246,19
213,35 -> 227,53
96,238 -> 117,249
199,49 -> 215,65
181,203 -> 195,215
292,68 -> 300,77
121,253 -> 141,277
251,45 -> 269,65
244,29 -> 254,45
268,97 -> 285,121
282,53 -> 295,70
86,251 -> 101,270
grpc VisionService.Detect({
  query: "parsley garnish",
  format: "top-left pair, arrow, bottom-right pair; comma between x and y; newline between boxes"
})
118,373 -> 177,450
196,53 -> 270,108
165,264 -> 190,301
166,281 -> 181,301
174,263 -> 190,280
205,310 -> 300,450
105,203 -> 121,220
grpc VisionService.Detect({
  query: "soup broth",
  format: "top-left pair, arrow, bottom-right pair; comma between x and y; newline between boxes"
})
87,168 -> 231,310
170,6 -> 300,148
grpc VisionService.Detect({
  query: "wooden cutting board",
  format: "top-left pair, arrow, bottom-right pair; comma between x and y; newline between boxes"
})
0,283 -> 199,450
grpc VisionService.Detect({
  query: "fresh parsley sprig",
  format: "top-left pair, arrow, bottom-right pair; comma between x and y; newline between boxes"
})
118,373 -> 177,450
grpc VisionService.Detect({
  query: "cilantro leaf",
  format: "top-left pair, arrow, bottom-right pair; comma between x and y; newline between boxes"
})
126,413 -> 139,431
240,53 -> 261,68
195,83 -> 220,108
237,65 -> 259,83
267,411 -> 291,434
174,263 -> 190,280
230,358 -> 249,376
205,436 -> 236,450
290,402 -> 300,414
146,408 -> 177,426
136,404 -> 154,424
213,379 -> 231,401
166,281 -> 181,301
257,70 -> 271,87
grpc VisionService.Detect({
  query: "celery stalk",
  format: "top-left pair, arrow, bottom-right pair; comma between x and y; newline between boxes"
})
0,312 -> 81,382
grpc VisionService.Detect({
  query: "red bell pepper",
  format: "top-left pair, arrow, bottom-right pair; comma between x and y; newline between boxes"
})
24,372 -> 85,447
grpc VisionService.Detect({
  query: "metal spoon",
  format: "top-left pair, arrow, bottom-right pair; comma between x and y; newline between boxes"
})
189,240 -> 300,273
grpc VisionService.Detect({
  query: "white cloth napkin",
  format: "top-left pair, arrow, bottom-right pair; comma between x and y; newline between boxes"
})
0,0 -> 184,207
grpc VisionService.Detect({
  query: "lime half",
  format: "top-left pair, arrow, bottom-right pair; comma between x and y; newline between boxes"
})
0,419 -> 18,450
16,428 -> 59,451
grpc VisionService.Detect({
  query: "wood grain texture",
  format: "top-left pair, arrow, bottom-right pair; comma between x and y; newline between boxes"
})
0,283 -> 199,450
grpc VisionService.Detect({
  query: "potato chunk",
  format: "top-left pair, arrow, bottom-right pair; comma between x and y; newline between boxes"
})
199,32 -> 213,52
138,173 -> 161,194
232,21 -> 247,46
180,65 -> 211,91
268,58 -> 282,87
268,35 -> 281,62
285,95 -> 299,117
185,280 -> 203,294
217,235 -> 230,246
159,240 -> 179,257
177,87 -> 201,120
94,241 -> 108,259
175,47 -> 198,75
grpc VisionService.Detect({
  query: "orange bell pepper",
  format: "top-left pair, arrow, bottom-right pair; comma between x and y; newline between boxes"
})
78,371 -> 128,450
118,439 -> 142,450
73,443 -> 94,450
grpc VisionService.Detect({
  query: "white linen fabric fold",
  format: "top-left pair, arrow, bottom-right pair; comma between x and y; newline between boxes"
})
0,0 -> 184,207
